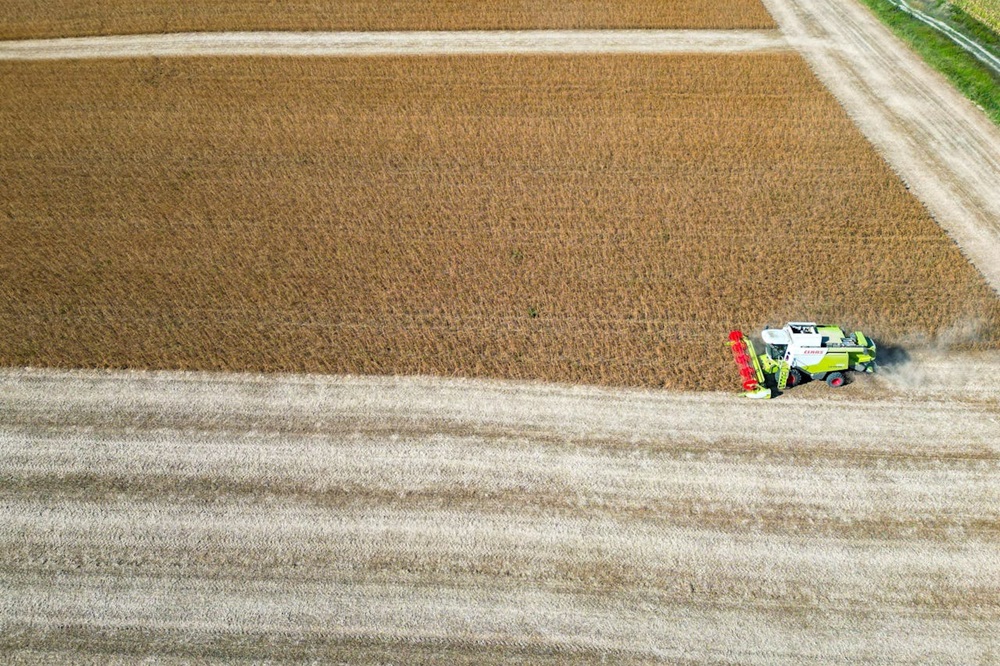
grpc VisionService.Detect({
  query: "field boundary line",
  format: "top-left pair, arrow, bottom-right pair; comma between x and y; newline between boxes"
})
0,29 -> 789,60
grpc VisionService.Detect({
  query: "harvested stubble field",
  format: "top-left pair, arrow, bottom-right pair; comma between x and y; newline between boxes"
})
2,54 -> 999,390
0,0 -> 776,40
2,366 -> 999,663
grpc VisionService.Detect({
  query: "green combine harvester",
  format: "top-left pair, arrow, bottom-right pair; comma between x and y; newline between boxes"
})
727,322 -> 877,399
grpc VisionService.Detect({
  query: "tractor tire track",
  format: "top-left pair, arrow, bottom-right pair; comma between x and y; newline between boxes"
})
0,29 -> 788,60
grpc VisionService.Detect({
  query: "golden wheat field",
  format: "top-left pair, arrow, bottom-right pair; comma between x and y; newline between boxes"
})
1,54 -> 998,390
0,0 -> 776,39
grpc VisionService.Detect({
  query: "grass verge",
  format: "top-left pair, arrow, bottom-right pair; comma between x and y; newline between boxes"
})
859,0 -> 1000,124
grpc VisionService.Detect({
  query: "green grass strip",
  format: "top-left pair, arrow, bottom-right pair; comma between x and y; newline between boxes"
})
860,0 -> 1000,124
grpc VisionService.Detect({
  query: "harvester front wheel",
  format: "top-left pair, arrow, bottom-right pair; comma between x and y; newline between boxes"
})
786,368 -> 803,388
826,372 -> 845,388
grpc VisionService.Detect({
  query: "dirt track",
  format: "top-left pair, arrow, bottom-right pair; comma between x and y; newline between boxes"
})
0,29 -> 788,59
2,363 -> 998,663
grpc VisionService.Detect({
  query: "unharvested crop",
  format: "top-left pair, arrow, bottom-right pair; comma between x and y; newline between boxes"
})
0,0 -> 776,40
955,0 -> 1000,33
1,54 -> 998,390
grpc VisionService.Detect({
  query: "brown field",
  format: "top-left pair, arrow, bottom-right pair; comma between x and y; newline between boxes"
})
2,54 -> 999,390
0,0 -> 776,40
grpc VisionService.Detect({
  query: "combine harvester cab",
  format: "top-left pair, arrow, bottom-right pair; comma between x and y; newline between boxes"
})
727,322 -> 877,398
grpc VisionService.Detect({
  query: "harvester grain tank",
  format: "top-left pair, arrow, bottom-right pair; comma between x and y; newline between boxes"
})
727,322 -> 877,399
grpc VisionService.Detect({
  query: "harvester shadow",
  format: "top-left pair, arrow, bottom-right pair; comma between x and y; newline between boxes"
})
835,340 -> 908,389
874,342 -> 911,370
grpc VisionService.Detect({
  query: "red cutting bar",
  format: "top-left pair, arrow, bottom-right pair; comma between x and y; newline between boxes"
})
728,330 -> 758,392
